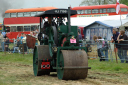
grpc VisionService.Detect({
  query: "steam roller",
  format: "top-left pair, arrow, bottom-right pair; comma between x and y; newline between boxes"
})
33,7 -> 91,80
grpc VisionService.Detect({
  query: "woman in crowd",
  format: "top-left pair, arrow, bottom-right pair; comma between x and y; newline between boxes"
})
22,33 -> 27,53
117,30 -> 128,63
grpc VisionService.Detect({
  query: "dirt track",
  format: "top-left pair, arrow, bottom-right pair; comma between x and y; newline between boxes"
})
0,62 -> 128,85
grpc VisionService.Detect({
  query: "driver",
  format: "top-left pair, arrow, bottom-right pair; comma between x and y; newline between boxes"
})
48,17 -> 52,25
38,17 -> 52,42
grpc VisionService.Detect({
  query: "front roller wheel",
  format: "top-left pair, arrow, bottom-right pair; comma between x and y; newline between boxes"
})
57,50 -> 88,80
33,45 -> 51,76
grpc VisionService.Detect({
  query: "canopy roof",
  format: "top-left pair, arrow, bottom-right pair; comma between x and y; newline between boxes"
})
101,19 -> 128,27
35,9 -> 77,18
84,21 -> 113,28
84,20 -> 128,28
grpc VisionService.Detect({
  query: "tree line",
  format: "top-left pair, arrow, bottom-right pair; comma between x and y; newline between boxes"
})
80,0 -> 128,6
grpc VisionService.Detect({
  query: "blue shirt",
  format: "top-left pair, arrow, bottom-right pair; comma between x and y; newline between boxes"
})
2,32 -> 6,37
96,39 -> 103,49
20,36 -> 24,44
78,34 -> 82,40
21,36 -> 24,39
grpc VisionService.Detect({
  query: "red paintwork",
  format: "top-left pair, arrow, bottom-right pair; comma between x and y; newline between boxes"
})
4,17 -> 40,25
78,27 -> 84,39
71,4 -> 128,17
4,7 -> 57,42
41,62 -> 50,69
4,17 -> 40,42
61,38 -> 66,47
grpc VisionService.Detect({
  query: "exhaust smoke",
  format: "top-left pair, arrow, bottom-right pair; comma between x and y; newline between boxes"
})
0,0 -> 24,22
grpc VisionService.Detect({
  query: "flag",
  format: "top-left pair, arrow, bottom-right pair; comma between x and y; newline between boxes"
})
116,0 -> 120,14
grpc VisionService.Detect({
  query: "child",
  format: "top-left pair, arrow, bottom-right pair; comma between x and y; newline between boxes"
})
93,36 -> 105,61
100,38 -> 109,61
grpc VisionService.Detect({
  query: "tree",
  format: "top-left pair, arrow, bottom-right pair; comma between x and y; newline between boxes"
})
80,0 -> 116,6
80,0 -> 128,6
120,0 -> 128,6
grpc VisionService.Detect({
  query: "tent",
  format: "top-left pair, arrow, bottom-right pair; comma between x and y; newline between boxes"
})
84,21 -> 113,40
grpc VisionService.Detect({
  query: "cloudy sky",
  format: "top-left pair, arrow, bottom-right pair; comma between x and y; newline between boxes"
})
0,0 -> 83,22
22,0 -> 83,8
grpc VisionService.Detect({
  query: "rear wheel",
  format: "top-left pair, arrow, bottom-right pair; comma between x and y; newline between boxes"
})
33,45 -> 51,76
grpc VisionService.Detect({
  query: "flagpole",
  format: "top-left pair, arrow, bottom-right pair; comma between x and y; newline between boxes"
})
119,7 -> 122,26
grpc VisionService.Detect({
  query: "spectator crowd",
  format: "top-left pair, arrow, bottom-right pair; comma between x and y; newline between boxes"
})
93,28 -> 128,63
0,29 -> 39,54
0,27 -> 128,63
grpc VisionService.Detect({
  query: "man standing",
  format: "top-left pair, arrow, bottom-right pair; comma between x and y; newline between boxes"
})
78,31 -> 82,47
111,28 -> 120,62
0,32 -> 4,51
78,31 -> 82,40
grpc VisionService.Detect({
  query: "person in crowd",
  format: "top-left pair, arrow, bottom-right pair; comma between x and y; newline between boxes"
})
13,39 -> 20,53
35,29 -> 39,34
17,33 -> 20,39
4,37 -> 10,51
111,28 -> 119,47
33,31 -> 36,37
111,28 -> 121,62
0,32 -> 4,51
20,33 -> 24,44
3,34 -> 7,38
34,31 -> 38,38
100,37 -> 109,61
117,30 -> 128,63
78,31 -> 82,40
78,31 -> 82,47
29,31 -> 34,36
2,30 -> 6,38
22,33 -> 27,53
93,35 -> 105,61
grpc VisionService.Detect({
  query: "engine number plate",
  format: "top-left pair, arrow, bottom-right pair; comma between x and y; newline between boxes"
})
70,39 -> 76,43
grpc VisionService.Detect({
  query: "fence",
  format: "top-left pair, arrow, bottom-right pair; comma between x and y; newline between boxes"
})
0,38 -> 34,55
83,39 -> 128,63
0,38 -> 128,63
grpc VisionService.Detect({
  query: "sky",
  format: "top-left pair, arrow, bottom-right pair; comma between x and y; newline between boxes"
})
0,0 -> 83,22
18,0 -> 83,9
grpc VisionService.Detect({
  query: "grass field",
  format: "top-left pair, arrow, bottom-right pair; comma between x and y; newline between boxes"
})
0,52 -> 128,85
